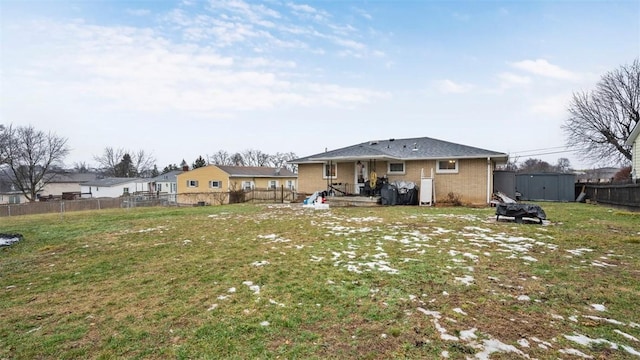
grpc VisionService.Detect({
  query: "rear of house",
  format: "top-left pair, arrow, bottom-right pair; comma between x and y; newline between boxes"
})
290,137 -> 508,205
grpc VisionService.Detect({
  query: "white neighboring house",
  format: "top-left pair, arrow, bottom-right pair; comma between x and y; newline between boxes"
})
625,122 -> 640,182
145,170 -> 182,195
38,172 -> 99,199
81,177 -> 146,198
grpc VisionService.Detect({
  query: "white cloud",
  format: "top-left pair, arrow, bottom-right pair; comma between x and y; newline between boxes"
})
498,72 -> 531,88
3,19 -> 386,118
530,93 -> 572,118
126,8 -> 151,16
510,59 -> 580,81
436,79 -> 475,94
353,7 -> 372,20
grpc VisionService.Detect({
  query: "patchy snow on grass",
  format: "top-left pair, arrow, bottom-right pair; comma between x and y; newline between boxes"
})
269,299 -> 285,307
592,260 -> 617,267
258,234 -> 291,243
453,308 -> 467,316
558,348 -> 593,358
614,329 -> 640,342
564,333 -> 617,350
582,315 -> 625,326
459,328 -> 477,341
345,217 -> 383,223
474,338 -> 529,360
242,281 -> 261,295
566,248 -> 594,256
518,339 -> 530,348
517,295 -> 531,301
207,304 -> 219,311
563,333 -> 640,356
590,304 -> 606,312
454,275 -> 474,286
416,307 -> 459,341
251,260 -> 270,267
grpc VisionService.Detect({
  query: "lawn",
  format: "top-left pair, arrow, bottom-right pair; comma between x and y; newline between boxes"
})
1,202 -> 639,359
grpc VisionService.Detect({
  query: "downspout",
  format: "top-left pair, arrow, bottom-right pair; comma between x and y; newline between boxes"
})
486,157 -> 492,204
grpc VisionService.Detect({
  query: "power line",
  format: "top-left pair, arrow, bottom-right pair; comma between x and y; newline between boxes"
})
508,145 -> 575,155
511,149 -> 578,158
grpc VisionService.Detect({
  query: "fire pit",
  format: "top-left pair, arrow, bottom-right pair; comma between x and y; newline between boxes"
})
495,203 -> 546,224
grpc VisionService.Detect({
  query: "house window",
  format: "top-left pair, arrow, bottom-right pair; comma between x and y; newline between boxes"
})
286,180 -> 295,190
187,180 -> 199,187
157,184 -> 162,192
268,180 -> 278,189
123,187 -> 130,195
242,181 -> 254,190
323,163 -> 337,179
388,162 -> 405,174
437,160 -> 459,174
209,180 -> 222,189
9,195 -> 20,204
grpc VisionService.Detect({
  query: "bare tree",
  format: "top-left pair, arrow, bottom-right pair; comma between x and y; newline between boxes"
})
132,149 -> 156,177
1,125 -> 70,201
73,161 -> 90,173
93,147 -> 124,176
563,59 -> 639,165
555,157 -> 572,173
94,147 -> 156,177
230,152 -> 245,166
272,151 -> 298,173
0,125 -> 9,165
242,149 -> 272,167
518,158 -> 553,173
209,150 -> 233,165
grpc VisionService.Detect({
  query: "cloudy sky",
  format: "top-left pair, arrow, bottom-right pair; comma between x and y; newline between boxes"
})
1,0 -> 638,170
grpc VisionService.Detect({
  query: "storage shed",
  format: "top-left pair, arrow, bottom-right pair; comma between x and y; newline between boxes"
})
516,173 -> 576,202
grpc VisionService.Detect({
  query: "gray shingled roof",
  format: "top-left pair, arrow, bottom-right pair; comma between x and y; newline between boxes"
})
149,170 -> 183,182
49,172 -> 99,183
290,136 -> 508,163
82,177 -> 144,187
217,165 -> 297,178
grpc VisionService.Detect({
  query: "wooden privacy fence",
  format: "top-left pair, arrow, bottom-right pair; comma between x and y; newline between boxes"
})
0,198 -> 125,217
244,187 -> 297,203
0,194 -> 178,217
179,187 -> 297,206
577,183 -> 640,210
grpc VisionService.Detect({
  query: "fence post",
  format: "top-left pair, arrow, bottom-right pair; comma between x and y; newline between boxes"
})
281,185 -> 284,203
60,201 -> 65,220
8,205 -> 10,217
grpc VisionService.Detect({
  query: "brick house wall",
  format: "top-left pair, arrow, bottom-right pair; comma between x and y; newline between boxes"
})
298,158 -> 493,205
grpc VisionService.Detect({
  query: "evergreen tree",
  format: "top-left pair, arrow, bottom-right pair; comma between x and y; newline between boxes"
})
114,153 -> 137,177
192,155 -> 207,169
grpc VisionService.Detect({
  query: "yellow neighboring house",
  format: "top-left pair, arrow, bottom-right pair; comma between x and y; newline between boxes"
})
176,165 -> 298,205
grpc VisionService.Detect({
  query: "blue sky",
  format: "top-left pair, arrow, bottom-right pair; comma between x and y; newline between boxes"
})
1,0 -> 639,170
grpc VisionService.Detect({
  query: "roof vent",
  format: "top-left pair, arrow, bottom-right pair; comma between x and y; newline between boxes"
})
389,138 -> 395,141
412,143 -> 418,151
369,140 -> 379,145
